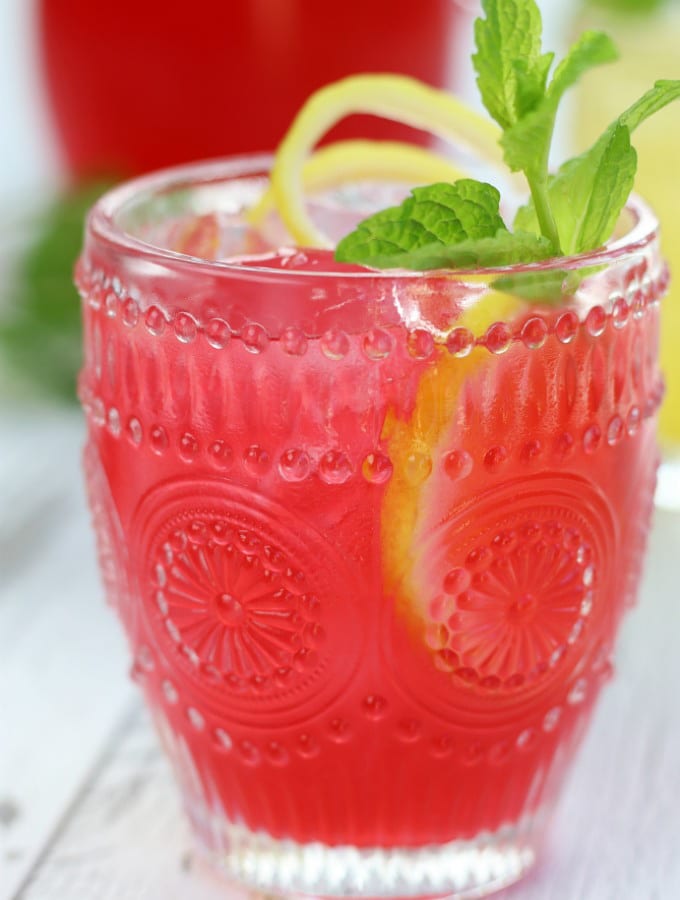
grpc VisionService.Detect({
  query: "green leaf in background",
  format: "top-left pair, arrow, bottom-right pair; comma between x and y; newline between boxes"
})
0,180 -> 114,404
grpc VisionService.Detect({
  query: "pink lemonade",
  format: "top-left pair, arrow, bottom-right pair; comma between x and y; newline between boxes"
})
78,159 -> 664,896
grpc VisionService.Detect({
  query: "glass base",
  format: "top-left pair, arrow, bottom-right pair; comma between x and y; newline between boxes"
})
194,816 -> 539,899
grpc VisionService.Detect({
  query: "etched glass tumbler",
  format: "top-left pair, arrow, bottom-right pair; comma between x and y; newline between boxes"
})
77,156 -> 665,900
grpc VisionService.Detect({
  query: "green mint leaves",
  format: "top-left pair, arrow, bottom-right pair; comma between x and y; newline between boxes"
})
501,27 -> 618,249
473,0 -> 553,130
515,80 -> 680,254
335,181 -> 553,269
501,30 -> 618,179
334,0 -> 680,275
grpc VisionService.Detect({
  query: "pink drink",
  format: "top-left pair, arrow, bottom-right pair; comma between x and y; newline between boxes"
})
78,157 -> 664,897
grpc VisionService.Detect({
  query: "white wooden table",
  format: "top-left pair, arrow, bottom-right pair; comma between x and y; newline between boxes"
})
1,411 -> 679,900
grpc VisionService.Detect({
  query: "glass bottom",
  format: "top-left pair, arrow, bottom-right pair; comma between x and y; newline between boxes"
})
192,813 -> 539,899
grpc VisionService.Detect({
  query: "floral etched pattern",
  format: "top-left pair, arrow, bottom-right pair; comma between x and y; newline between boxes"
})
384,474 -> 616,728
132,479 -> 363,727
153,519 -> 322,685
443,520 -> 594,688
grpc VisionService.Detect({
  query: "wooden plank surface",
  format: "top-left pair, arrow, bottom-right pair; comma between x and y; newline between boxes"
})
0,414 -> 134,900
2,414 -> 680,899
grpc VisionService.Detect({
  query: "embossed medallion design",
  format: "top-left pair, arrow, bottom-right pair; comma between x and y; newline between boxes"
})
153,522 -> 321,681
444,518 -> 594,687
131,479 -> 362,727
385,474 -> 617,728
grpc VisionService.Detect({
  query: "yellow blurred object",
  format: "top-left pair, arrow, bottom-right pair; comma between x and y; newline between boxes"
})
573,4 -> 680,449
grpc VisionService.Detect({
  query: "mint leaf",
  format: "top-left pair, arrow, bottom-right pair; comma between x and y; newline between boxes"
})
498,29 -> 617,253
336,181 -> 504,268
334,2 -> 678,276
335,181 -> 555,270
515,79 -> 680,253
619,79 -> 680,131
474,0 -> 566,251
473,0 -> 553,130
367,231 -> 554,272
502,31 -> 617,178
576,125 -> 637,252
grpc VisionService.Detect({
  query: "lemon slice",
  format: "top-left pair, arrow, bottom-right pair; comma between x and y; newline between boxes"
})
248,139 -> 467,228
269,74 -> 505,247
381,289 -> 524,595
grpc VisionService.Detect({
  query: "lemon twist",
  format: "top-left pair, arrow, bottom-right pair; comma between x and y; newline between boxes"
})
269,75 -> 505,247
248,139 -> 467,229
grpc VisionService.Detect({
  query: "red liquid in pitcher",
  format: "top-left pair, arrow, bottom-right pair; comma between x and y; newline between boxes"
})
41,0 -> 465,178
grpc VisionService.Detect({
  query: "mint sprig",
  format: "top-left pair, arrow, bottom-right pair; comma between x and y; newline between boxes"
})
335,180 -> 553,270
472,0 -> 554,131
515,80 -> 680,254
500,29 -> 618,250
334,0 -> 680,276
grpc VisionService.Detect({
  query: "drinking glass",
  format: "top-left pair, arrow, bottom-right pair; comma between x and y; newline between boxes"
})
77,156 -> 665,899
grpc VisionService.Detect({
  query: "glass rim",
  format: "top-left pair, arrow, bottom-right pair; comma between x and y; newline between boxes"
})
88,152 -> 660,281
